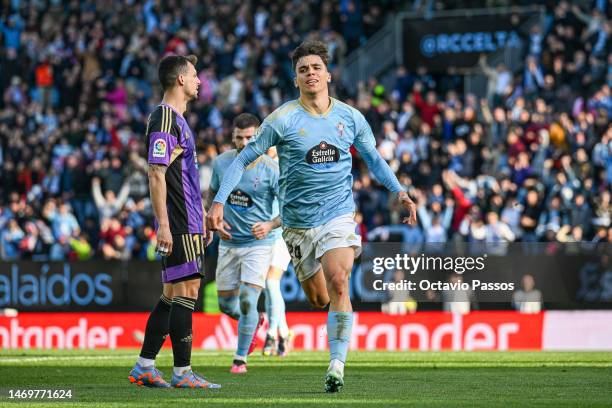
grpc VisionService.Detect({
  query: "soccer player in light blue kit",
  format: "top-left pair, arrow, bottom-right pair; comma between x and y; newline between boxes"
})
209,113 -> 281,374
208,41 -> 417,392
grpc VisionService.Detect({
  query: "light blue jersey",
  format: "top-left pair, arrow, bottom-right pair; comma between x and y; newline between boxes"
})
214,98 -> 404,228
210,150 -> 280,247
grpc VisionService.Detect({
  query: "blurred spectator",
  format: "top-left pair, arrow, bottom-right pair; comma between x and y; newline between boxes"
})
415,189 -> 453,243
50,202 -> 81,260
520,190 -> 542,243
442,274 -> 476,315
1,219 -> 24,260
381,270 -> 417,315
92,177 -> 131,223
99,217 -> 129,260
479,55 -> 513,106
512,274 -> 542,313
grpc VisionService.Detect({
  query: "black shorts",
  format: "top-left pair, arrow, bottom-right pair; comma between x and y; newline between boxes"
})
161,233 -> 205,284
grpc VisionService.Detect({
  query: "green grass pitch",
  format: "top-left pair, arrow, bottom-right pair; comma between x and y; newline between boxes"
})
1,350 -> 611,407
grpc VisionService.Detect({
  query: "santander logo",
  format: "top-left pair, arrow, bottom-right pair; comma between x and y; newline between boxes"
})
0,318 -> 124,349
346,313 -> 521,351
201,312 -> 540,351
0,312 -> 546,351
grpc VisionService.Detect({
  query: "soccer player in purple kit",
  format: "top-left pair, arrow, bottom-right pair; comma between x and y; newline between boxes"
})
128,54 -> 220,389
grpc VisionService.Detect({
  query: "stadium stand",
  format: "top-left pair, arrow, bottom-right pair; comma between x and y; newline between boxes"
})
0,0 -> 610,261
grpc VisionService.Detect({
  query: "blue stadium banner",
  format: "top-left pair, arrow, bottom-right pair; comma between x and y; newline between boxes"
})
402,12 -> 529,72
0,261 -> 161,312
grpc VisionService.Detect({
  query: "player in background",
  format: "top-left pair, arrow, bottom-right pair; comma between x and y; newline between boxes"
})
207,40 -> 417,392
209,113 -> 281,374
263,146 -> 293,357
129,54 -> 219,389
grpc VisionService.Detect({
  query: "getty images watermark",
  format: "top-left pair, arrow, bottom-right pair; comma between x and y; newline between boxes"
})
357,242 -> 611,304
371,253 -> 515,292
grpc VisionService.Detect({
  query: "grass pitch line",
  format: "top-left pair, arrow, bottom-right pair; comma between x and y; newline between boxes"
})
0,351 -> 223,364
0,355 -> 136,364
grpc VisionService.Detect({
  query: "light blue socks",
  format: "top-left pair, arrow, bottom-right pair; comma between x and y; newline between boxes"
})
265,279 -> 289,338
327,312 -> 353,363
236,284 -> 261,358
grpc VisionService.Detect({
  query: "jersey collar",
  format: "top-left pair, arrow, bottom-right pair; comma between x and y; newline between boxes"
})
298,97 -> 334,118
159,102 -> 185,120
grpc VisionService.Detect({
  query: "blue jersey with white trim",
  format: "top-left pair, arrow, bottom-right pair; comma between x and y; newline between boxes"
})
214,98 -> 404,228
210,150 -> 280,247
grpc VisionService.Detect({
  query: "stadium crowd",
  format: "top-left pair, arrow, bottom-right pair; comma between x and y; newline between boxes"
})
0,0 -> 610,260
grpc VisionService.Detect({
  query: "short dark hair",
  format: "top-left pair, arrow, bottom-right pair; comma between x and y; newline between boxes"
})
291,40 -> 329,71
158,54 -> 198,91
232,113 -> 260,129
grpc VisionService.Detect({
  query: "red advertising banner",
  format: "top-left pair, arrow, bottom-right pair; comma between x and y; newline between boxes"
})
0,311 -> 547,351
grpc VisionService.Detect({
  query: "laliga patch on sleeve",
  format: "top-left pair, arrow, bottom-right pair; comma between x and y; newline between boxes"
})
152,139 -> 167,158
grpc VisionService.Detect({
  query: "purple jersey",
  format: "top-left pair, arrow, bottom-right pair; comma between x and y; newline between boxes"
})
146,103 -> 203,234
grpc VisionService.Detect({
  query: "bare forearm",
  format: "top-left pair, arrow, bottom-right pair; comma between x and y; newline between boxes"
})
148,166 -> 169,227
205,190 -> 217,210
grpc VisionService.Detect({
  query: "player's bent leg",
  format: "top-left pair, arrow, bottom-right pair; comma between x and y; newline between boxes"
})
321,247 -> 355,393
300,268 -> 330,309
321,248 -> 353,312
232,282 -> 264,374
218,289 -> 240,320
129,283 -> 174,388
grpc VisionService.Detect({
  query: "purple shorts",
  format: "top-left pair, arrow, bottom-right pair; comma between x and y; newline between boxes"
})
161,234 -> 205,283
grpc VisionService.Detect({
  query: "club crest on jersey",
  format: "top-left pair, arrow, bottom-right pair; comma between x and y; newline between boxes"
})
306,141 -> 340,169
337,122 -> 345,137
152,139 -> 167,158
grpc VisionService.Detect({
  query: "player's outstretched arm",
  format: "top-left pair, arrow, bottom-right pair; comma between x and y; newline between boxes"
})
353,115 -> 417,225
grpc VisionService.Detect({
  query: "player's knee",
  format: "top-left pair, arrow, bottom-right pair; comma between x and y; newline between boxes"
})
218,297 -> 233,315
239,295 -> 251,315
239,285 -> 260,315
309,294 -> 329,309
162,284 -> 173,300
184,279 -> 201,299
328,272 -> 349,295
